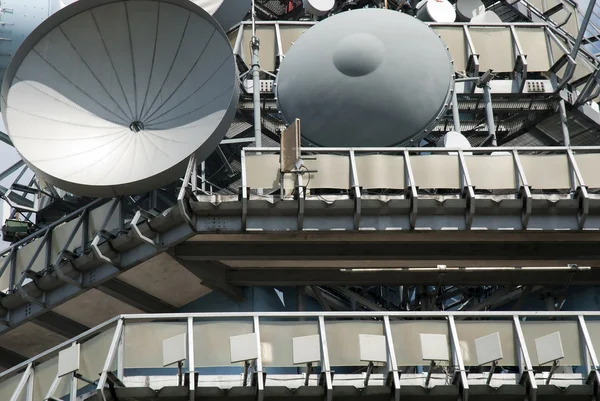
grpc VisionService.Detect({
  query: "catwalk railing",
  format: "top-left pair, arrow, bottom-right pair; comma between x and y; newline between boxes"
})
0,312 -> 599,401
229,20 -> 600,97
3,147 -> 600,339
237,146 -> 600,231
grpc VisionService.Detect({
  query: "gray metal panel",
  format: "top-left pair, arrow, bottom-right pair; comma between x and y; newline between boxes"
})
123,322 -> 187,369
262,322 -> 320,367
2,0 -> 239,197
514,27 -> 552,72
521,321 -> 582,366
391,321 -> 450,366
193,321 -> 254,367
275,9 -> 454,147
469,27 -> 516,72
411,155 -> 460,189
455,321 -> 516,366
431,26 -> 468,73
325,321 -> 383,366
355,155 -> 406,189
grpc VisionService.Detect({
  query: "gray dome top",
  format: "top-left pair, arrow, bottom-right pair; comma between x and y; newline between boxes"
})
275,9 -> 454,148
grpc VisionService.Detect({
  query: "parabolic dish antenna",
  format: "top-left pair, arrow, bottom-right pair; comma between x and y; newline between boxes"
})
416,0 -> 457,22
455,0 -> 485,21
55,1 -> 251,31
436,131 -> 473,155
470,10 -> 502,22
303,0 -> 336,16
192,0 -> 252,31
2,0 -> 239,198
275,9 -> 454,147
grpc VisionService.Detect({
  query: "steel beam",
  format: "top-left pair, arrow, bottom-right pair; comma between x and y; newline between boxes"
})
97,279 -> 177,313
0,347 -> 26,369
173,259 -> 245,302
33,311 -> 89,338
0,131 -> 12,147
226,268 -> 600,286
332,286 -> 388,311
174,234 -> 600,267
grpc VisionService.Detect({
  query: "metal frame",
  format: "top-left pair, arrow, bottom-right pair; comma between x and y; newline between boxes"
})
3,311 -> 600,401
2,146 -> 600,337
230,20 -> 599,99
240,146 -> 599,231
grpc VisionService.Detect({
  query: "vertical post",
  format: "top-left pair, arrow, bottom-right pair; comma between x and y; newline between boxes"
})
559,99 -> 570,147
201,161 -> 206,193
318,316 -> 333,401
482,84 -> 496,146
187,317 -> 195,401
513,315 -> 537,401
251,0 -> 262,149
452,89 -> 462,134
384,316 -> 400,401
448,316 -> 469,398
70,371 -> 77,401
559,99 -> 576,191
578,315 -> 600,375
117,324 -> 125,380
253,316 -> 264,401
97,318 -> 124,400
8,249 -> 16,293
25,365 -> 34,401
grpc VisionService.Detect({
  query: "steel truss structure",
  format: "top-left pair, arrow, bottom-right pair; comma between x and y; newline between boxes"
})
1,0 -> 600,374
1,311 -> 600,401
2,147 -> 600,337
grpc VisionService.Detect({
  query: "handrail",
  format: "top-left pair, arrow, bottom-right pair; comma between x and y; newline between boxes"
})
242,146 -> 600,152
1,311 -> 600,384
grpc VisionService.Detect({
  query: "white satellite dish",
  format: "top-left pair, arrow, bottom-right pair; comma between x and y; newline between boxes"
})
470,10 -> 502,23
436,131 -> 472,155
455,0 -> 485,21
192,0 -> 252,31
52,0 -> 251,31
303,0 -> 335,16
416,0 -> 456,22
2,0 -> 239,198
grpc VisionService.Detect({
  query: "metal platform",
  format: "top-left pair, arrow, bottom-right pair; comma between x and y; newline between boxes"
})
2,147 -> 600,345
1,311 -> 599,401
1,1 -> 600,378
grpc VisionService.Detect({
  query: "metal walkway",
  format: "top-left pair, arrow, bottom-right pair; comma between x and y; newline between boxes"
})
2,147 -> 600,340
1,311 -> 599,401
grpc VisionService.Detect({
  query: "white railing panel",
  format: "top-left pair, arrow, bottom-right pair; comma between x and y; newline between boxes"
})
193,320 -> 254,368
514,27 -> 552,72
411,154 -> 461,189
123,322 -> 186,369
585,320 -> 600,366
260,321 -> 320,368
455,320 -> 517,366
355,155 -> 406,190
470,27 -> 516,73
325,320 -> 383,367
521,321 -> 583,366
432,26 -> 468,73
390,320 -> 451,367
0,373 -> 22,401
